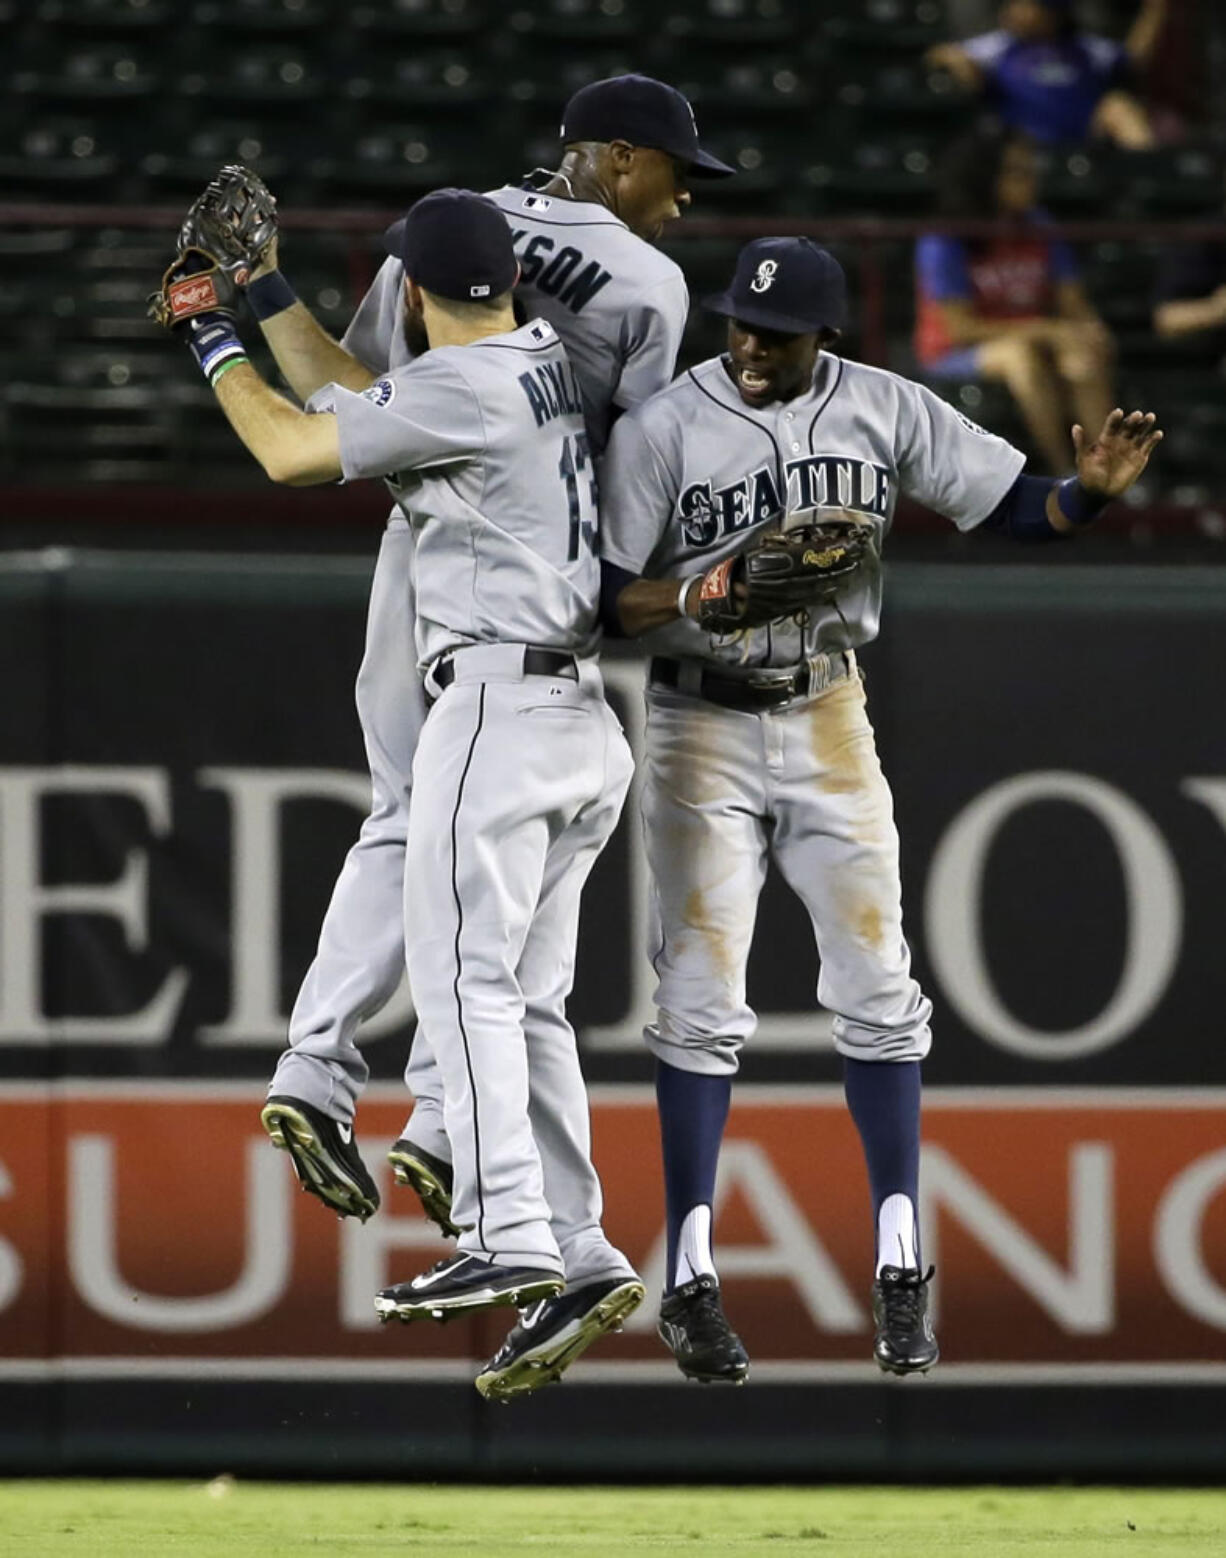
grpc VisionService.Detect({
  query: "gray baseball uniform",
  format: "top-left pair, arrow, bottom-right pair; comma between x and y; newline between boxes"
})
319,319 -> 635,1278
268,186 -> 688,1168
600,349 -> 1025,1075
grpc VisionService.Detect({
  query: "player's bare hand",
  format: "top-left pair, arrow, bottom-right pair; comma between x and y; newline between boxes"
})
1072,408 -> 1163,497
251,233 -> 279,280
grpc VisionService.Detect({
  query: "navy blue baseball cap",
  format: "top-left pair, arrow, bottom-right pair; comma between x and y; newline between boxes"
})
561,74 -> 735,179
384,188 -> 518,302
703,237 -> 847,335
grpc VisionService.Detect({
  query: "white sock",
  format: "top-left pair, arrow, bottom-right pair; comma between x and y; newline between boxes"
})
673,1204 -> 717,1287
876,1193 -> 918,1275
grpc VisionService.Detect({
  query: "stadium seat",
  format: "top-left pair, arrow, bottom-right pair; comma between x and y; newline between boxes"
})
343,50 -> 487,112
139,119 -> 292,196
175,46 -> 329,109
1113,145 -> 1223,218
0,115 -> 120,194
682,59 -> 814,119
349,0 -> 487,38
32,0 -> 172,32
798,135 -> 937,217
10,43 -> 161,105
505,0 -> 645,43
660,0 -> 804,47
816,0 -> 948,56
189,0 -> 334,35
312,123 -> 485,199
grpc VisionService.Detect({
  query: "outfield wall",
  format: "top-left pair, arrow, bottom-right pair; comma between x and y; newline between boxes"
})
1,551 -> 1225,1477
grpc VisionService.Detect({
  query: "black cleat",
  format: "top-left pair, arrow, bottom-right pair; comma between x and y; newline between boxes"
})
260,1095 -> 379,1222
475,1276 -> 646,1402
657,1274 -> 749,1384
872,1264 -> 939,1376
387,1137 -> 461,1238
374,1253 -> 563,1324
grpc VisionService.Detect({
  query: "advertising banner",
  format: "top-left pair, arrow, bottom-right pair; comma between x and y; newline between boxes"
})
3,1084 -> 1224,1382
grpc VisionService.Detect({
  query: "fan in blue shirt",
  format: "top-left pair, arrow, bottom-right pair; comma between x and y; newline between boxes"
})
927,0 -> 1165,148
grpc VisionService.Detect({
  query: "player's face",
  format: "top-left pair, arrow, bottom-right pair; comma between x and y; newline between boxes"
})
616,148 -> 692,242
727,320 -> 820,407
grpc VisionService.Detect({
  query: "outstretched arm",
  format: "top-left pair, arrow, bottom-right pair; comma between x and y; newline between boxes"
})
211,358 -> 342,486
247,237 -> 378,403
1125,0 -> 1167,68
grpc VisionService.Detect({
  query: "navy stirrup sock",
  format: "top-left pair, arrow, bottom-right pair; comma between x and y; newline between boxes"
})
843,1056 -> 922,1268
655,1059 -> 732,1292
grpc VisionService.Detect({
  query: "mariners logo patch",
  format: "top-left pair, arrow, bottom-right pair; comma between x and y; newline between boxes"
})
362,378 -> 396,408
750,260 -> 778,294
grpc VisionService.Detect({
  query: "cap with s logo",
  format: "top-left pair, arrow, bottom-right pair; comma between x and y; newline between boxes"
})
703,237 -> 848,335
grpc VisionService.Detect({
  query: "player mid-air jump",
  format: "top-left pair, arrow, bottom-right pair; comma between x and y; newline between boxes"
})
150,186 -> 647,1395
597,236 -> 1161,1384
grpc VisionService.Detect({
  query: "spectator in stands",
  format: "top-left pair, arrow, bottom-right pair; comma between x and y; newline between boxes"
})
1152,169 -> 1226,353
915,128 -> 1117,475
926,0 -> 1166,148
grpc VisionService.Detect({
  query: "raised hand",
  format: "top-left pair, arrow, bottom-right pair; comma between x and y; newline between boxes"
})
1073,408 -> 1163,498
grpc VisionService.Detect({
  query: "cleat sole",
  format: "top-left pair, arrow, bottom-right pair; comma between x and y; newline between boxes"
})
475,1279 -> 646,1402
374,1273 -> 565,1326
260,1101 -> 378,1222
387,1146 -> 462,1238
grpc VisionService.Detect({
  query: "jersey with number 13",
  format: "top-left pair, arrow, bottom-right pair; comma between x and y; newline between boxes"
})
312,317 -> 598,668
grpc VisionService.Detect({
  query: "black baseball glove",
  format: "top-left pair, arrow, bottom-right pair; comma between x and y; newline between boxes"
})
178,163 -> 278,286
694,513 -> 869,633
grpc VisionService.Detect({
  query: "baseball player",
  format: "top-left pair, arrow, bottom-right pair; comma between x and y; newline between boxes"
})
172,77 -> 730,1395
151,187 -> 644,1376
596,236 -> 1162,1383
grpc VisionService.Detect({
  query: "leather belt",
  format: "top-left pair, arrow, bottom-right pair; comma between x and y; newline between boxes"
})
431,646 -> 579,694
649,653 -> 850,713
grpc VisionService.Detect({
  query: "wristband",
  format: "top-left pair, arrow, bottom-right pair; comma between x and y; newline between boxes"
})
677,574 -> 700,618
247,268 -> 298,322
183,314 -> 248,386
1055,477 -> 1110,527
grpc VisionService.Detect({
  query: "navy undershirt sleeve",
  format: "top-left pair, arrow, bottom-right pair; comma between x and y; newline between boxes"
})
981,473 -> 1065,542
599,559 -> 640,636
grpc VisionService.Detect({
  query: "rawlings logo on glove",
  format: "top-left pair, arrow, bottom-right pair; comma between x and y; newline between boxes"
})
694,510 -> 869,634
147,247 -> 240,331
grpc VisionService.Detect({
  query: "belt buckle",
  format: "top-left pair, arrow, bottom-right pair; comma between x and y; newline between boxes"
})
746,667 -> 801,701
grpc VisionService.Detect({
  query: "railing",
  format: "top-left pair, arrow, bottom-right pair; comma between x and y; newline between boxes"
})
5,202 -> 1226,367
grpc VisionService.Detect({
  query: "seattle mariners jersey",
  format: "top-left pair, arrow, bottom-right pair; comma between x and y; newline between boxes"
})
601,350 -> 1026,667
342,185 -> 688,453
314,318 -> 599,666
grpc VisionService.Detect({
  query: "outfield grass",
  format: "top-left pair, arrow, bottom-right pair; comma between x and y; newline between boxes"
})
3,1481 -> 1224,1557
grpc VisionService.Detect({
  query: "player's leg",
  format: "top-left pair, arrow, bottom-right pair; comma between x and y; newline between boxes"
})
378,671 -> 613,1319
771,668 -> 938,1375
477,699 -> 644,1399
642,687 -> 769,1383
263,522 -> 422,1219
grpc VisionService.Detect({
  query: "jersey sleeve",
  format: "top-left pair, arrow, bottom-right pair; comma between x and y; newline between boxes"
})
320,360 -> 484,483
340,257 -> 404,375
613,271 -> 689,411
915,235 -> 972,301
960,29 -> 1010,73
895,378 -> 1026,530
598,402 -> 681,574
